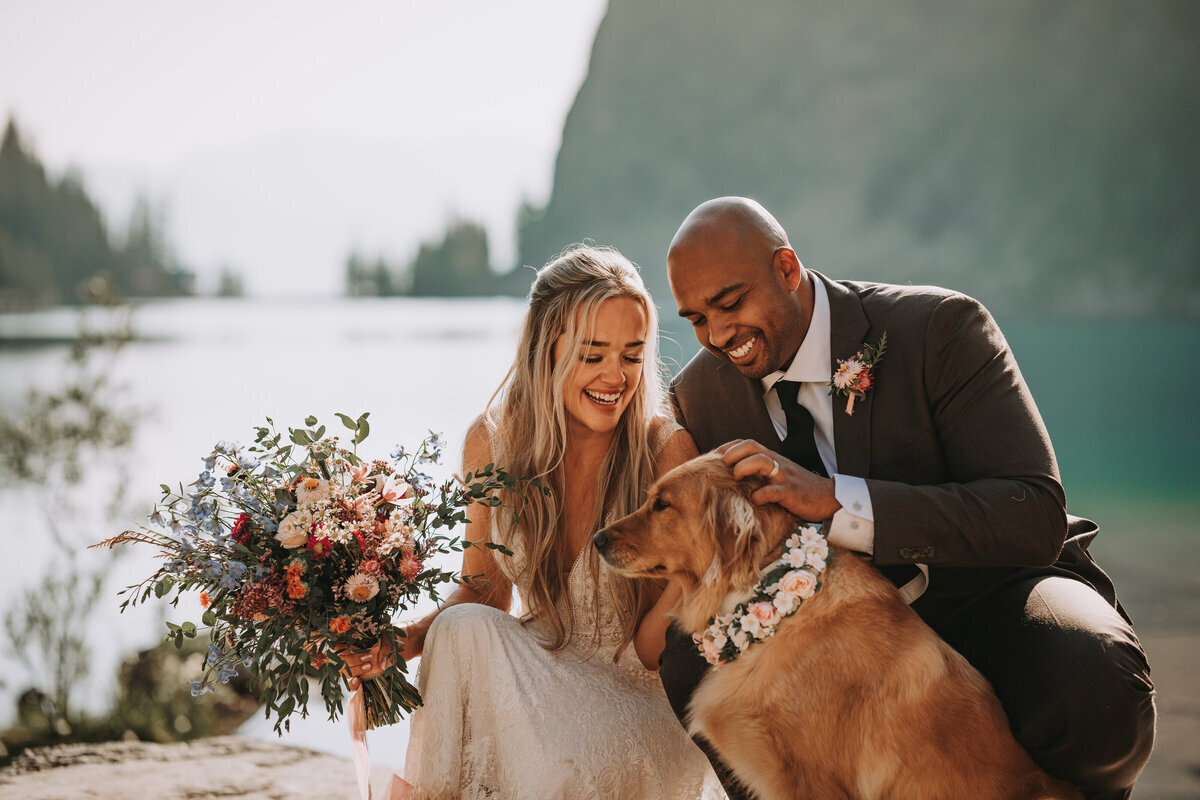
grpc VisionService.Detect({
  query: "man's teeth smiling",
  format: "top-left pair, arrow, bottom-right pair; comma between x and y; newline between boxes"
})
585,389 -> 620,405
728,337 -> 755,359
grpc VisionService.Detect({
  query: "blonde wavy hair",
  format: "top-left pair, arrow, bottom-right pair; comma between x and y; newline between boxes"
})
484,244 -> 668,657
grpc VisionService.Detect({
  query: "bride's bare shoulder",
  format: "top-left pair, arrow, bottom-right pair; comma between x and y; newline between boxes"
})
462,413 -> 494,469
650,415 -> 698,477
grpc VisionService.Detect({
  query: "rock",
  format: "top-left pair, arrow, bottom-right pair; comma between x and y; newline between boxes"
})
0,736 -> 391,800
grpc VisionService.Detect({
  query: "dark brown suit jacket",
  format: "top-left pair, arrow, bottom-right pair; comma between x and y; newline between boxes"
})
671,272 -> 1119,622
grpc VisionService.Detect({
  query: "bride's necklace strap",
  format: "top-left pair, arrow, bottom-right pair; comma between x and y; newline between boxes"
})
694,524 -> 831,667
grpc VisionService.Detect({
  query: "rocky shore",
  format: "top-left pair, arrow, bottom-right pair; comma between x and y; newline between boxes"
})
0,736 -> 392,800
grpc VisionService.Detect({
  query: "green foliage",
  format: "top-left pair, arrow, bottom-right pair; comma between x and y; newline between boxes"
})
3,565 -> 104,725
409,218 -> 493,297
0,273 -> 136,491
343,218 -> 496,297
0,285 -> 143,760
0,116 -> 193,308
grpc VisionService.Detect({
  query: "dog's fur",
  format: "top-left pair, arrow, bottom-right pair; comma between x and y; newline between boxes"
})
595,453 -> 1081,800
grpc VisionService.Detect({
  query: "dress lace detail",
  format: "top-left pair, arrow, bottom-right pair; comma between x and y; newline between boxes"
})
400,417 -> 720,799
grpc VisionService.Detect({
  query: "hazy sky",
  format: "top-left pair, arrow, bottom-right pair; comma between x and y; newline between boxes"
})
0,1 -> 609,291
1,1 -> 607,167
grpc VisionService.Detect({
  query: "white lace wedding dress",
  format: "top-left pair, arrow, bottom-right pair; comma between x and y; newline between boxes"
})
399,423 -> 723,800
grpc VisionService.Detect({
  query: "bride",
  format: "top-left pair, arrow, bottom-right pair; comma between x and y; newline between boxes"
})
345,245 -> 723,799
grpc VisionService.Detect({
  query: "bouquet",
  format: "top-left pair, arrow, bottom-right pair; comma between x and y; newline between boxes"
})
95,412 -> 523,733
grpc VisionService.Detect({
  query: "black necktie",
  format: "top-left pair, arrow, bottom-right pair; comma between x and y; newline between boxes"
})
774,381 -> 827,477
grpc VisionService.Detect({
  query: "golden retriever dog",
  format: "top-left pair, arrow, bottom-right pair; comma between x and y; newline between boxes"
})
594,453 -> 1080,800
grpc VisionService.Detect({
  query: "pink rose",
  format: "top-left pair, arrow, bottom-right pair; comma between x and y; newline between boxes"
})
701,637 -> 722,664
779,569 -> 818,599
749,601 -> 781,628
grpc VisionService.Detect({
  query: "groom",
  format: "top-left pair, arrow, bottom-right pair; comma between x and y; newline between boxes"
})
659,197 -> 1156,799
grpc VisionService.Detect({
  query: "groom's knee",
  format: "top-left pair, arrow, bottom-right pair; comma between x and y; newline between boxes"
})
941,576 -> 1157,795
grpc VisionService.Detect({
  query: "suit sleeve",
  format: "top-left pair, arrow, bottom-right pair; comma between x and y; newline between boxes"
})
867,294 -> 1068,568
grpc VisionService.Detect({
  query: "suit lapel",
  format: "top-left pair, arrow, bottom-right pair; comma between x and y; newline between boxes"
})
818,273 -> 874,478
714,358 -> 779,448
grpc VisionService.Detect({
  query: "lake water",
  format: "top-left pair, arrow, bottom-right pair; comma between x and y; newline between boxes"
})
1,297 -> 1197,768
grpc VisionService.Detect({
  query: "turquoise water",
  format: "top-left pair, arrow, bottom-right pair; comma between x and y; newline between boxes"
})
1002,320 -> 1200,507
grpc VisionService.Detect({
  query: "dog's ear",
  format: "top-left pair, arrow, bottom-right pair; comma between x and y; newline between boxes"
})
699,478 -> 767,590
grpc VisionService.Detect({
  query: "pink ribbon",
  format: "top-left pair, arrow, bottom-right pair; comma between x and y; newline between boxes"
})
348,687 -> 373,800
347,686 -> 414,800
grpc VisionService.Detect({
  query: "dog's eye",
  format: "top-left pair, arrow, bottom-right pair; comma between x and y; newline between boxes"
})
652,498 -> 670,512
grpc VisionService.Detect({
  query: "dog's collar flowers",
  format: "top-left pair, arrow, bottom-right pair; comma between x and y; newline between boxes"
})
694,525 -> 831,667
829,331 -> 887,416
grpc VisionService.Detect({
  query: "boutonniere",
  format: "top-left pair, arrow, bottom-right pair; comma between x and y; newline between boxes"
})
829,332 -> 887,415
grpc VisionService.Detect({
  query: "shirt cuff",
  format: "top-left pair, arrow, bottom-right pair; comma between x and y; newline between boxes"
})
828,474 -> 874,554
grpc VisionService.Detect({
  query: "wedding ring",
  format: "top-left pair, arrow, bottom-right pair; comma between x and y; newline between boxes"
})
767,459 -> 780,479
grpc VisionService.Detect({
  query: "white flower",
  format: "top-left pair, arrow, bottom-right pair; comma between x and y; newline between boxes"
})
785,533 -> 802,550
782,548 -> 807,568
803,542 -> 829,571
730,629 -> 750,652
710,630 -> 728,650
833,358 -> 864,389
773,592 -> 798,614
740,614 -> 762,637
275,510 -> 314,549
799,527 -> 824,547
296,477 -> 331,506
345,573 -> 380,603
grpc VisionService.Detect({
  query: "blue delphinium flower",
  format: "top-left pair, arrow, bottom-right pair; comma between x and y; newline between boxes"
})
218,668 -> 239,684
187,679 -> 213,696
207,644 -> 222,665
390,444 -> 407,462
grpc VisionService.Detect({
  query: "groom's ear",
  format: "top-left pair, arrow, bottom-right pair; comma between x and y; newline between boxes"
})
773,247 -> 804,292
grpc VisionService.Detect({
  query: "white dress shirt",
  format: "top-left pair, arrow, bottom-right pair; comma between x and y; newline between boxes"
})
759,278 -> 876,554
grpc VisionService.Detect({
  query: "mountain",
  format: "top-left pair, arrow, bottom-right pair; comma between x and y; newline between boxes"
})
0,119 -> 191,308
514,0 -> 1200,342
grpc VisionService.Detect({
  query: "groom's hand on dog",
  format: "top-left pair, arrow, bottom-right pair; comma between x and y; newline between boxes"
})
718,439 -> 841,523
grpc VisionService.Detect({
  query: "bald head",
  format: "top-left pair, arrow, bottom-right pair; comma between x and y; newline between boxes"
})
666,197 -> 812,379
668,196 -> 789,270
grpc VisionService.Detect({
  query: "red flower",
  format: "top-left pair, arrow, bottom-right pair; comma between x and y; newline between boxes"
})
306,536 -> 333,558
231,513 -> 251,546
856,369 -> 873,392
200,591 -> 211,608
329,616 -> 352,635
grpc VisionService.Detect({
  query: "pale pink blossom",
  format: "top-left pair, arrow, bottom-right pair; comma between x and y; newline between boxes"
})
375,474 -> 412,505
749,601 -> 781,628
779,569 -> 818,599
350,462 -> 372,484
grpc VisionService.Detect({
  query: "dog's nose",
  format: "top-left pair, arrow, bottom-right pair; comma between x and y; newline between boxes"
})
592,528 -> 610,552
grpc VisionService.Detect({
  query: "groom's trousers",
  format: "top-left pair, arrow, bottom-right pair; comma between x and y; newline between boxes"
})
659,524 -> 1157,800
